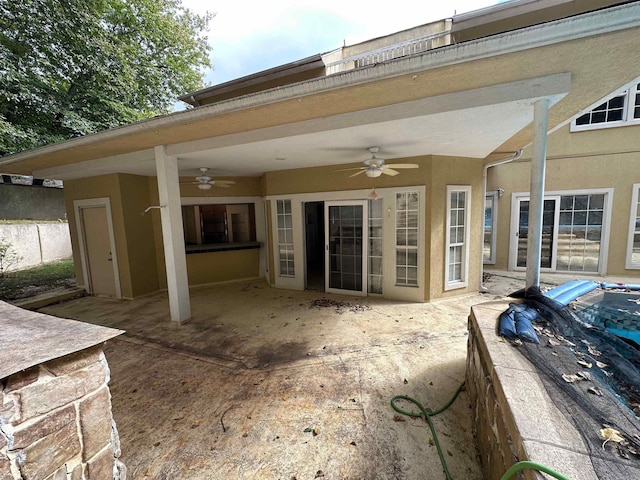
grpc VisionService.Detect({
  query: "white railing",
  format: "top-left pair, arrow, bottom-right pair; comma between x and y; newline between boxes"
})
324,30 -> 452,75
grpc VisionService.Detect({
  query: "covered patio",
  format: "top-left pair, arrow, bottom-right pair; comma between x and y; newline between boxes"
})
38,280 -> 492,479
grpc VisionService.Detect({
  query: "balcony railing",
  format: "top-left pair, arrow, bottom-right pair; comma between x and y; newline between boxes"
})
324,29 -> 452,75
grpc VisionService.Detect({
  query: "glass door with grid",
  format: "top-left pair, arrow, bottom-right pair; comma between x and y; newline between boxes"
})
325,201 -> 368,295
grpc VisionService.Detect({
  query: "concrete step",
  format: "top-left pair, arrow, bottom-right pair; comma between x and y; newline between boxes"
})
12,287 -> 86,310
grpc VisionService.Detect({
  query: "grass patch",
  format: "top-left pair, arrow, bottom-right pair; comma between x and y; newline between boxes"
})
0,219 -> 68,224
0,259 -> 76,301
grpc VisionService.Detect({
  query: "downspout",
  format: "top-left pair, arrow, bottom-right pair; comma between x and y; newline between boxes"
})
479,149 -> 523,292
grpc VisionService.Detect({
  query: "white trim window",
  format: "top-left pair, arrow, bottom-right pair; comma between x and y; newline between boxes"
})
571,81 -> 640,131
627,183 -> 640,269
395,191 -> 419,287
276,199 -> 294,277
445,186 -> 471,290
483,191 -> 498,264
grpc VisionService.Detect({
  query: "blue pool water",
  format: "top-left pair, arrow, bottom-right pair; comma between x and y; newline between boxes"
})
575,290 -> 640,346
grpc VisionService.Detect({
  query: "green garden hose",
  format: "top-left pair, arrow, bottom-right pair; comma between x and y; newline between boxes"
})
390,381 -> 571,480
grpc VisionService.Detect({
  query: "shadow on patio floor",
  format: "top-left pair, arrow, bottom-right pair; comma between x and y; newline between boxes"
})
39,280 -> 494,479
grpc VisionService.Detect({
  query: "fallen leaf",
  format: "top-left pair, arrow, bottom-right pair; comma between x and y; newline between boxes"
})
562,374 -> 581,383
588,345 -> 602,356
447,450 -> 453,456
577,360 -> 593,368
547,338 -> 561,347
600,428 -> 625,449
315,470 -> 325,478
577,371 -> 592,381
404,378 -> 408,384
393,415 -> 406,422
428,438 -> 435,446
588,387 -> 603,396
304,428 -> 313,433
312,428 -> 320,436
350,441 -> 356,446
596,361 -> 608,369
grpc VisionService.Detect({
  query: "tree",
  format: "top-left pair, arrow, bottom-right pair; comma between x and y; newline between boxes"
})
0,0 -> 212,156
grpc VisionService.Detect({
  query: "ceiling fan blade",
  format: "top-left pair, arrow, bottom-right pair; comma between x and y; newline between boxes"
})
213,180 -> 236,185
336,167 -> 366,172
382,168 -> 399,176
386,163 -> 419,169
212,183 -> 232,188
350,170 -> 367,177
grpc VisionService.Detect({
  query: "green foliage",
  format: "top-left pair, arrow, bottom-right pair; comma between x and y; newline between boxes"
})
0,238 -> 22,278
0,259 -> 75,300
0,0 -> 212,156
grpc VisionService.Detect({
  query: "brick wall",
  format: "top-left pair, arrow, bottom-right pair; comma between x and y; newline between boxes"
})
0,346 -> 125,480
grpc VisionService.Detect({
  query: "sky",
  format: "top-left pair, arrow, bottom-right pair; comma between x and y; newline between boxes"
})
181,0 -> 503,88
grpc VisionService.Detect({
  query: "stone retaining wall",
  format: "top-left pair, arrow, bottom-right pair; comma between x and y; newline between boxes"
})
466,300 -> 640,480
0,346 -> 126,479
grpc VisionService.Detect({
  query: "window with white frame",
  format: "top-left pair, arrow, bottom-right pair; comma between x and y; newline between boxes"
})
368,198 -> 383,293
395,192 -> 419,287
572,81 -> 640,131
276,199 -> 294,277
446,186 -> 471,289
627,184 -> 640,269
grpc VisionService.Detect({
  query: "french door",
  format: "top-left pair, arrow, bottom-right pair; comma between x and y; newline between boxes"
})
325,201 -> 368,295
513,197 -> 560,270
511,193 -> 606,273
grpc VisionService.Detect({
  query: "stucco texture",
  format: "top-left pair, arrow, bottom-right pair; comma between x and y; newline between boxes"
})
487,123 -> 640,277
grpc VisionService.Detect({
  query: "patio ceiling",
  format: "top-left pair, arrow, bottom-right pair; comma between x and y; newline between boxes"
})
32,74 -> 568,180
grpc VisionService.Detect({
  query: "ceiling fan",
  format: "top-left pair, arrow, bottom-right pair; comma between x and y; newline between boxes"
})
337,147 -> 419,178
182,168 -> 236,190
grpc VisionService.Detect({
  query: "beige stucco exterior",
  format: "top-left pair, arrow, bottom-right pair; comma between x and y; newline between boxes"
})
487,122 -> 640,277
4,2 -> 640,312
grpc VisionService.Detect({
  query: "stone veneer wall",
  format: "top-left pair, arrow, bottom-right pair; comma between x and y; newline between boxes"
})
466,302 -> 521,480
0,346 -> 126,480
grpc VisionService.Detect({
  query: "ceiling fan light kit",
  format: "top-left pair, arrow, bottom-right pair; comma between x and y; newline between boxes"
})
181,167 -> 236,189
336,146 -> 419,179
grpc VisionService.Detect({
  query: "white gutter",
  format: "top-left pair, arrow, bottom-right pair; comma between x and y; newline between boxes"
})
1,2 -> 639,169
479,149 -> 523,292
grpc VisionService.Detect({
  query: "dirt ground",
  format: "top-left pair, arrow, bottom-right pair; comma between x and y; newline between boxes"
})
37,271 -> 637,479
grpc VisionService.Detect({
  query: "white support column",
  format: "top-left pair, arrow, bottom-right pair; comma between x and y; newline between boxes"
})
155,146 -> 191,322
526,99 -> 550,289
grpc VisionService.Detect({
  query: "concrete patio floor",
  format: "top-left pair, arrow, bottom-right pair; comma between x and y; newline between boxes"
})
38,280 -> 504,479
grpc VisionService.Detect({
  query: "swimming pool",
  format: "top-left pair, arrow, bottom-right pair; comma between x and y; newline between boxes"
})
574,290 -> 640,346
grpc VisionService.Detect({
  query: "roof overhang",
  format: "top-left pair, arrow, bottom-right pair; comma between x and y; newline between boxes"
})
2,2 -> 640,179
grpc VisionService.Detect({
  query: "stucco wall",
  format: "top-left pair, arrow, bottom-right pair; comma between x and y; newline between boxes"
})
0,223 -> 72,272
64,175 -> 129,296
0,184 -> 66,221
262,155 -> 484,301
428,156 -> 484,300
487,123 -> 640,277
186,249 -> 260,286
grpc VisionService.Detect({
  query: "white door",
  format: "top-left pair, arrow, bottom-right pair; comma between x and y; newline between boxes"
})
325,201 -> 368,296
79,206 -> 118,296
511,196 -> 560,271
